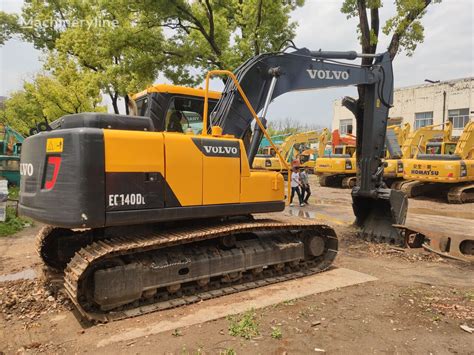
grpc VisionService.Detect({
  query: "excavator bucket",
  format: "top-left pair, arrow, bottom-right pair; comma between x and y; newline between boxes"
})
352,188 -> 408,246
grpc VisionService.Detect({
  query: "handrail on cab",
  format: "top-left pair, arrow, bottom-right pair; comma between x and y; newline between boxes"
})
202,69 -> 292,205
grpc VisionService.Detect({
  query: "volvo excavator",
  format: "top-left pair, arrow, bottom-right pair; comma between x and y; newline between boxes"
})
19,47 -> 407,322
253,129 -> 329,172
402,121 -> 474,203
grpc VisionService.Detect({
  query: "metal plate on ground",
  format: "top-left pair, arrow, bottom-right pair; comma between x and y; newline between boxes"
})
97,267 -> 377,347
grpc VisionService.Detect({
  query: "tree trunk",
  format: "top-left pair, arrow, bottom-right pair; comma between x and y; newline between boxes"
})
110,93 -> 119,114
125,95 -> 130,115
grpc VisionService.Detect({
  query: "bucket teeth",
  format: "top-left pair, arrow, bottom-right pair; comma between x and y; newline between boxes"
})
352,188 -> 408,246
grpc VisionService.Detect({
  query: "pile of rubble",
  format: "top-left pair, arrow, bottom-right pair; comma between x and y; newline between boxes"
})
0,278 -> 71,324
366,242 -> 444,262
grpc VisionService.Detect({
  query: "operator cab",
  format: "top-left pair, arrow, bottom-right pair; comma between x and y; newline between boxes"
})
425,141 -> 456,155
132,84 -> 221,134
333,145 -> 356,157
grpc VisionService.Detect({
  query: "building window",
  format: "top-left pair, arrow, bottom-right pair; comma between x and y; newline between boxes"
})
339,119 -> 353,134
414,111 -> 433,129
448,108 -> 470,129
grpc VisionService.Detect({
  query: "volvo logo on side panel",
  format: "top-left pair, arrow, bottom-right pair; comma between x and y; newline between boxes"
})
307,69 -> 349,80
20,163 -> 34,177
192,138 -> 240,158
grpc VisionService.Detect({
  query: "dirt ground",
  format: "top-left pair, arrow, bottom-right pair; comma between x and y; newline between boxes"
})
0,176 -> 473,354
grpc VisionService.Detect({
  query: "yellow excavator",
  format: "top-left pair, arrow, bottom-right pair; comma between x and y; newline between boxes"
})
315,144 -> 356,188
402,121 -> 474,203
19,48 -> 407,322
390,122 -> 454,190
253,129 -> 328,172
294,130 -> 330,173
383,123 -> 411,186
317,123 -> 410,189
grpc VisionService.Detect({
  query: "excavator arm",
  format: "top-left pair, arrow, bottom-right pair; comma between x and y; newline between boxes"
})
210,47 -> 408,244
278,130 -> 327,162
454,121 -> 474,159
317,129 -> 329,157
401,122 -> 453,159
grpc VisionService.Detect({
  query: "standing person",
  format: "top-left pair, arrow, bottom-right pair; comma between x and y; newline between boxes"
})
290,167 -> 304,207
300,167 -> 311,204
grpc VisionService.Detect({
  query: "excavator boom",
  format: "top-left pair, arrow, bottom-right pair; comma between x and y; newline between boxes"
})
210,48 -> 407,244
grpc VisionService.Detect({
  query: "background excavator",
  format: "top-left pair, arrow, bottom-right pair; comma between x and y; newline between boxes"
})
19,47 -> 406,322
390,122 -> 454,190
316,124 -> 410,189
314,129 -> 357,188
0,124 -> 24,186
258,133 -> 291,155
253,129 -> 329,173
294,131 -> 330,173
383,123 -> 411,186
402,121 -> 474,203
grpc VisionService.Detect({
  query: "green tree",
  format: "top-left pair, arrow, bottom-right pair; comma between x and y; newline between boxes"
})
146,0 -> 304,84
0,12 -> 21,45
1,0 -> 303,111
1,86 -> 44,134
1,56 -> 105,134
340,0 -> 440,152
2,0 -> 166,114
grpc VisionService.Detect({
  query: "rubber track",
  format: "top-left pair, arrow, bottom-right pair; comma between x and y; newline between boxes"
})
63,218 -> 338,323
36,225 -> 55,265
341,176 -> 356,189
447,183 -> 474,204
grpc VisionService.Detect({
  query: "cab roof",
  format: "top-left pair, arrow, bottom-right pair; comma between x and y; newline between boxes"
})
133,84 -> 221,100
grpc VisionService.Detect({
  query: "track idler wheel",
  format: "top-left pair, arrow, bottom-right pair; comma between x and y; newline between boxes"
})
222,272 -> 242,283
318,176 -> 328,187
167,284 -> 181,293
305,235 -> 326,257
142,288 -> 157,299
197,277 -> 210,287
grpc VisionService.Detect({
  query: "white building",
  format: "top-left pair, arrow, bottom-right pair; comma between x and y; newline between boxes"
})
332,77 -> 473,137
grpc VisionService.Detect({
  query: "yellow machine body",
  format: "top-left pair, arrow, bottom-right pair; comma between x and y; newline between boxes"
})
314,145 -> 356,175
385,122 -> 454,179
383,123 -> 411,178
104,129 -> 285,206
403,121 -> 474,183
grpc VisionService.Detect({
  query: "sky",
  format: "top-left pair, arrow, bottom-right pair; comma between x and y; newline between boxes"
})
0,0 -> 473,128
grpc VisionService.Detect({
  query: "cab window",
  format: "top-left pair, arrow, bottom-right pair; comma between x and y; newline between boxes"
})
165,96 -> 218,134
135,97 -> 148,116
444,143 -> 456,155
426,144 -> 441,154
346,146 -> 356,156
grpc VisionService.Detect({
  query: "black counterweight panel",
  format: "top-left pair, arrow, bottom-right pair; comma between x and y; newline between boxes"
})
105,172 -> 183,211
105,172 -> 165,211
19,128 -> 106,228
